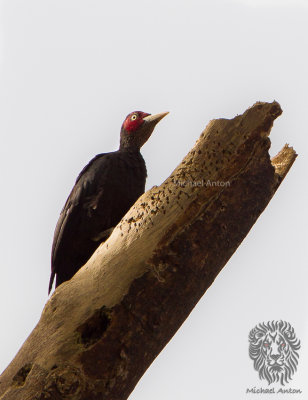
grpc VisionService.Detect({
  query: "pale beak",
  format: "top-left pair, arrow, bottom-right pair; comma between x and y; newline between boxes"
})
143,111 -> 169,124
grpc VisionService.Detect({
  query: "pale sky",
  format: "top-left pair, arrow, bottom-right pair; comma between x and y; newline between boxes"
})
236,0 -> 308,6
0,1 -> 307,399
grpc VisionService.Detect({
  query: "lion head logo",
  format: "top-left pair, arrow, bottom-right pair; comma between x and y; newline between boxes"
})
248,320 -> 300,385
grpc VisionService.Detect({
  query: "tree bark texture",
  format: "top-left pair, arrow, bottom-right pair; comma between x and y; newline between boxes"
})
0,102 -> 297,400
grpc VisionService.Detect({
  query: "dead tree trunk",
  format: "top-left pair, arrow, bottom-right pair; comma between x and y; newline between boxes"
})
0,102 -> 296,400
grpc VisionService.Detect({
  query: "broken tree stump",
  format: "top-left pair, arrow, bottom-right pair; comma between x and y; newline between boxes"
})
0,102 -> 297,400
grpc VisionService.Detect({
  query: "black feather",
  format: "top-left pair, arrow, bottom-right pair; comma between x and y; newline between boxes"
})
49,149 -> 146,293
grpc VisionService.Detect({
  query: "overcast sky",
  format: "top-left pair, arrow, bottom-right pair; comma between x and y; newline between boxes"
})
0,1 -> 307,399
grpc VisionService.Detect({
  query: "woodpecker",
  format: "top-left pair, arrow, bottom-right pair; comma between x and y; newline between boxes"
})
49,111 -> 168,293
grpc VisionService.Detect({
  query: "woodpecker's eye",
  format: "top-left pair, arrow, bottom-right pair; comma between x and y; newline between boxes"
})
131,114 -> 137,121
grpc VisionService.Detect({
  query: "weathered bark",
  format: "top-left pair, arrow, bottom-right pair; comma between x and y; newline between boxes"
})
0,102 -> 296,400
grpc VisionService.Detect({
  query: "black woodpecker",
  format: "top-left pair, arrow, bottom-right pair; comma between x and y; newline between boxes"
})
49,111 -> 168,293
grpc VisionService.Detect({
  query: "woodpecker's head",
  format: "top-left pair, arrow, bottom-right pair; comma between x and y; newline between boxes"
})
120,111 -> 169,150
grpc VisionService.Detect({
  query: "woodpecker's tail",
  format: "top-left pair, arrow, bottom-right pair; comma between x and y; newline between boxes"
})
48,269 -> 56,295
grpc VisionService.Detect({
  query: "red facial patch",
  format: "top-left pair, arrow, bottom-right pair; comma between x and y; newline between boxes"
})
123,111 -> 150,133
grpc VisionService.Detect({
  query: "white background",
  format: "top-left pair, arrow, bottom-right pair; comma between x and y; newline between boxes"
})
0,1 -> 307,399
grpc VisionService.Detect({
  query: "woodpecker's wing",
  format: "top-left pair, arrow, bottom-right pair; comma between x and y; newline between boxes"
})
49,153 -> 112,293
49,150 -> 147,294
